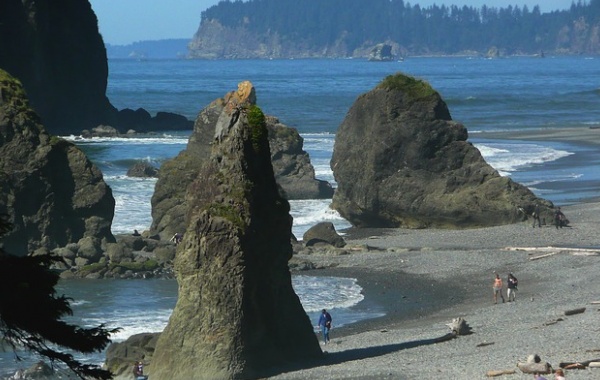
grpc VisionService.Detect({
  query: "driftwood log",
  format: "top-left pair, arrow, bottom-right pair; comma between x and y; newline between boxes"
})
486,369 -> 516,377
564,307 -> 586,316
446,317 -> 473,335
517,362 -> 551,374
559,358 -> 600,368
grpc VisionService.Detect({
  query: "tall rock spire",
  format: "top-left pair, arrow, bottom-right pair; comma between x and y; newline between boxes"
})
151,81 -> 322,380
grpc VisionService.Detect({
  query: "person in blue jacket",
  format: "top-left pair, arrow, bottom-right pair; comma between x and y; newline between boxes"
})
318,309 -> 332,344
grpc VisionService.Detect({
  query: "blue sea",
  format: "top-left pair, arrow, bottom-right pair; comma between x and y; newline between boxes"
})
2,56 -> 600,377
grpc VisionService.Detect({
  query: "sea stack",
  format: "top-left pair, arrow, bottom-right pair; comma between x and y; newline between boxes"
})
0,69 -> 115,256
331,73 -> 552,228
150,81 -> 322,379
150,84 -> 332,241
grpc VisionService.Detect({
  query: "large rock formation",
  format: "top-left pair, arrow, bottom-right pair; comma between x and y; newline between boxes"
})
0,0 -> 116,134
150,84 -> 322,379
331,73 -> 553,228
0,1 -> 193,135
150,82 -> 332,240
0,69 -> 115,256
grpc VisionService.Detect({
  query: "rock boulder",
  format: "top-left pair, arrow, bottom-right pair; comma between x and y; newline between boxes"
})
0,69 -> 115,256
331,73 -> 552,228
150,82 -> 332,240
150,82 -> 322,379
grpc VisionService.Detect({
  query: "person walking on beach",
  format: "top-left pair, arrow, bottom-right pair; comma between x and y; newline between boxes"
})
532,204 -> 542,228
554,207 -> 565,229
493,273 -> 505,304
507,273 -> 518,302
318,309 -> 332,344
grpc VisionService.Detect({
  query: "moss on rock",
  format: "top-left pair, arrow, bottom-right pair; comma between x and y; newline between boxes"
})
378,73 -> 437,101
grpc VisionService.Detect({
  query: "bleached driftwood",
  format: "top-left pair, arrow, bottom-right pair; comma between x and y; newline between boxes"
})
446,317 -> 473,335
590,301 -> 600,305
504,246 -> 600,259
517,362 -> 551,374
486,369 -> 516,377
529,252 -> 560,261
564,307 -> 586,316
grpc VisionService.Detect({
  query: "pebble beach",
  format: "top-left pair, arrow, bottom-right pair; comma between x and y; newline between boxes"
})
270,129 -> 600,379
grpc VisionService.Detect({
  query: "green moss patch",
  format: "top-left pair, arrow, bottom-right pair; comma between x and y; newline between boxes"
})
247,105 -> 267,152
0,69 -> 31,113
378,73 -> 437,101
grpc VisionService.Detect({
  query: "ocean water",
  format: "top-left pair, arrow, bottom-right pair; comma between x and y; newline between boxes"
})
3,56 -> 599,377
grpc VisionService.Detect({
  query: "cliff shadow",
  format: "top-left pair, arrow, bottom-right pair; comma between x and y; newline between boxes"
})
260,334 -> 456,378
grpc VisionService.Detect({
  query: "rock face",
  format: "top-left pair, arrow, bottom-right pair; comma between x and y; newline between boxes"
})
369,43 -> 394,61
0,1 -> 193,135
150,82 -> 332,240
303,222 -> 346,248
150,83 -> 321,379
0,0 -> 116,134
331,73 -> 552,228
0,69 -> 115,256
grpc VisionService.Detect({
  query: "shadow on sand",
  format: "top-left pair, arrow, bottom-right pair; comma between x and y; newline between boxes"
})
262,333 -> 457,378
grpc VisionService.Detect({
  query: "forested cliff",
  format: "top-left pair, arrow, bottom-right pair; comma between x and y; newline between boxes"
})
189,0 -> 600,58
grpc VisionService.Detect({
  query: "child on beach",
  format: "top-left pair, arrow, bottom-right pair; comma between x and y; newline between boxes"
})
493,273 -> 505,304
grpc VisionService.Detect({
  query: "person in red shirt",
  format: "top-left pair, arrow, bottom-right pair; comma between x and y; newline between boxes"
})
493,273 -> 505,304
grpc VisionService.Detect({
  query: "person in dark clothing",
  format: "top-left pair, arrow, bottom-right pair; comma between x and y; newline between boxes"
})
317,309 -> 332,344
532,205 -> 541,228
554,207 -> 565,229
507,273 -> 518,302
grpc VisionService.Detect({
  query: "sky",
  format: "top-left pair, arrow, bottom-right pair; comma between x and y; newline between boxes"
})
89,0 -> 576,45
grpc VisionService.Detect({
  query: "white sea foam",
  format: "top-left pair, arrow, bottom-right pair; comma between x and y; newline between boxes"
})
63,134 -> 189,145
289,199 -> 351,238
475,142 -> 573,176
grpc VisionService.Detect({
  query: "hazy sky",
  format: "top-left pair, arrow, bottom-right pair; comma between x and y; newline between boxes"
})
89,0 -> 575,45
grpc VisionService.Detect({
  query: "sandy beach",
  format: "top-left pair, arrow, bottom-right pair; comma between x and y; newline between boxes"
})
270,128 -> 600,379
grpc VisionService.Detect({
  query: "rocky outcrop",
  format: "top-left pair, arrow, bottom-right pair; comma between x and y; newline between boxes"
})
303,222 -> 346,248
150,83 -> 321,379
127,162 -> 159,178
105,333 -> 159,378
0,0 -> 116,134
369,43 -> 394,61
150,82 -> 332,240
0,1 -> 193,135
331,73 -> 553,228
0,69 -> 115,256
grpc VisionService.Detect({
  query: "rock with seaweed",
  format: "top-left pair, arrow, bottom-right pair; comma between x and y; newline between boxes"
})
150,81 -> 332,240
331,72 -> 553,228
150,82 -> 322,379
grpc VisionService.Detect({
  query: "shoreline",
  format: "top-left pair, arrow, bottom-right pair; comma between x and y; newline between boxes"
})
276,200 -> 600,379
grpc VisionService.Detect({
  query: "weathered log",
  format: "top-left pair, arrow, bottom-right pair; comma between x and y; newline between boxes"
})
486,369 -> 516,377
446,317 -> 473,335
517,362 -> 551,374
590,301 -> 600,305
564,307 -> 586,316
563,362 -> 586,369
477,342 -> 495,348
529,252 -> 560,261
588,362 -> 600,368
559,358 -> 600,368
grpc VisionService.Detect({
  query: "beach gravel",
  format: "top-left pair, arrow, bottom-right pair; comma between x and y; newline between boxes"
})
272,202 -> 600,379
